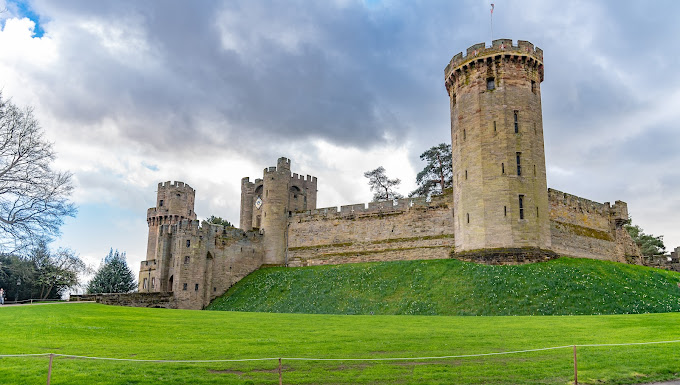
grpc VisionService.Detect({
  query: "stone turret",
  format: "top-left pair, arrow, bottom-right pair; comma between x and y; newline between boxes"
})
140,181 -> 197,292
240,157 -> 318,265
239,177 -> 255,231
261,157 -> 292,265
445,39 -> 553,259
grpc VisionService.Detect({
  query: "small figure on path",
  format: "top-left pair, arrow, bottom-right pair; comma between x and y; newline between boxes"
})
0,288 -> 4,305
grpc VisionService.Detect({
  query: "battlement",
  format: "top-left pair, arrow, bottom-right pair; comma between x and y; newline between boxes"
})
291,173 -> 318,183
277,157 -> 290,168
264,157 -> 292,174
445,39 -> 544,89
147,207 -> 157,217
610,200 -> 628,220
292,196 -> 433,220
241,177 -> 254,187
548,188 -> 608,214
158,181 -> 194,191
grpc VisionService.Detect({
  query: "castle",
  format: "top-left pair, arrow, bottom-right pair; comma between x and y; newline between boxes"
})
138,39 -> 641,310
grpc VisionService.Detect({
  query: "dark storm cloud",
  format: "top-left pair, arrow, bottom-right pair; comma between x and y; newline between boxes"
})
26,0 -> 466,159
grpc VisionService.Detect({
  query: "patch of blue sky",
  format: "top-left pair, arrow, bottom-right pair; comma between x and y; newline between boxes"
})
142,162 -> 159,172
10,0 -> 44,37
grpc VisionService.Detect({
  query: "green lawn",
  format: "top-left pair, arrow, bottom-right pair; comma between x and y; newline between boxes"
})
1,303 -> 680,384
208,257 -> 680,316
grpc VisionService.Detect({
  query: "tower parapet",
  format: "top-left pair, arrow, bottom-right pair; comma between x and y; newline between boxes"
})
446,38 -> 553,259
445,39 -> 544,92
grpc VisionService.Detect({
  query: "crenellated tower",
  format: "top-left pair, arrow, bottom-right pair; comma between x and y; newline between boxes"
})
140,181 -> 197,292
444,39 -> 552,258
239,157 -> 317,265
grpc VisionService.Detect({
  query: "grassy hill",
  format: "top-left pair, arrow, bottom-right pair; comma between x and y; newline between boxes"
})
207,257 -> 680,316
3,303 -> 680,384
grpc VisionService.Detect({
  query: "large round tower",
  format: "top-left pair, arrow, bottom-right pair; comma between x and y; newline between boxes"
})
444,39 -> 552,259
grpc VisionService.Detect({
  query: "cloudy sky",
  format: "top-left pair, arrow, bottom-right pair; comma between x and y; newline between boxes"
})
0,0 -> 678,276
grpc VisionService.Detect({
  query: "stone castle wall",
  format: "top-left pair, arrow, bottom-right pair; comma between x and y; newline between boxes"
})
70,292 -> 177,308
548,188 -> 632,262
287,193 -> 455,266
139,219 -> 264,310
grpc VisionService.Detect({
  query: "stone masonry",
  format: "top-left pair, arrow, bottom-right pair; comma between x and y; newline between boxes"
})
135,39 -> 643,310
445,39 -> 551,258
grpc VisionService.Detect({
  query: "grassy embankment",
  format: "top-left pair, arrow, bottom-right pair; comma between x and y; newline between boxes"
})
1,303 -> 680,384
208,257 -> 680,316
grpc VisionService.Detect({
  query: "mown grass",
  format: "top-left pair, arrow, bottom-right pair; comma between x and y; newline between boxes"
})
208,257 -> 680,316
1,304 -> 680,384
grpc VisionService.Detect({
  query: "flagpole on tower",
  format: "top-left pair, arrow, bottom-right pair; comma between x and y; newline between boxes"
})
490,3 -> 494,43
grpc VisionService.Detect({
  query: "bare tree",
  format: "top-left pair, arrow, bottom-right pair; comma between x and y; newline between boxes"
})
0,93 -> 76,252
364,166 -> 403,202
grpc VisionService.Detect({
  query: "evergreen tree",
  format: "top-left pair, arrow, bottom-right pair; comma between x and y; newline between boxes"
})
364,167 -> 403,201
410,143 -> 453,198
624,220 -> 666,258
87,249 -> 136,294
204,215 -> 233,227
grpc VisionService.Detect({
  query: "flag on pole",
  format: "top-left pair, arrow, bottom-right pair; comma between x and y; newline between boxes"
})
491,3 -> 494,14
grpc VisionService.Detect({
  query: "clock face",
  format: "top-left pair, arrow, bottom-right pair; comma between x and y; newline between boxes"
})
255,196 -> 263,209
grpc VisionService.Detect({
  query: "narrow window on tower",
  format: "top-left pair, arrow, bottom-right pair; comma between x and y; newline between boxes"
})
463,129 -> 466,140
186,239 -> 191,247
516,152 -> 522,176
465,170 -> 468,180
514,110 -> 519,133
502,163 -> 505,174
493,121 -> 497,132
536,207 -> 539,218
487,77 -> 495,90
504,206 -> 507,217
519,195 -> 525,219
159,200 -> 164,207
467,213 -> 470,223
183,283 -> 188,291
534,164 -> 536,176
195,284 -> 199,291
531,80 -> 536,94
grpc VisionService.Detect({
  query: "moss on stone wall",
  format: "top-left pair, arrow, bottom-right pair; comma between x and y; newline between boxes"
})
288,242 -> 354,251
312,245 -> 452,259
552,221 -> 613,241
371,234 -> 454,245
288,234 -> 454,251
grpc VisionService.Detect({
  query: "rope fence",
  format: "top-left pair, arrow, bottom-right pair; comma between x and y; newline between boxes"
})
1,298 -> 66,305
4,339 -> 680,385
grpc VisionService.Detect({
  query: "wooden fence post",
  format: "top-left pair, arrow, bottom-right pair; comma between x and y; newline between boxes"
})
46,353 -> 54,385
573,345 -> 578,385
279,358 -> 283,385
